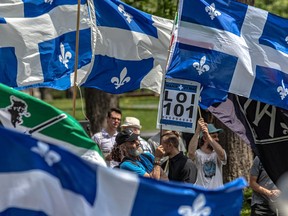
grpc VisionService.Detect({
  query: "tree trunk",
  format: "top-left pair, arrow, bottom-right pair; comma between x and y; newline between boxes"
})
84,88 -> 119,135
213,117 -> 254,183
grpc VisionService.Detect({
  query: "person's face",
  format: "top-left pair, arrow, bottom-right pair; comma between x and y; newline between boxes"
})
124,139 -> 142,157
203,133 -> 219,150
210,133 -> 219,142
107,111 -> 121,129
161,137 -> 171,156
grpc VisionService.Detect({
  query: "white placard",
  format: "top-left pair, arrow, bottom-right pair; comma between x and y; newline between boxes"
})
158,78 -> 200,133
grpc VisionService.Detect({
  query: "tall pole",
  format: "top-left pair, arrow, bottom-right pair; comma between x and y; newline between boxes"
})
72,0 -> 81,118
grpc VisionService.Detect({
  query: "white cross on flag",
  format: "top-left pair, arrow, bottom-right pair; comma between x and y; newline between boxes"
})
0,1 -> 92,89
167,0 -> 288,110
0,0 -> 172,94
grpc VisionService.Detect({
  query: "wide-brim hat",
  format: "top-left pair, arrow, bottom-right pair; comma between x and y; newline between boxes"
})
121,117 -> 142,129
116,128 -> 139,145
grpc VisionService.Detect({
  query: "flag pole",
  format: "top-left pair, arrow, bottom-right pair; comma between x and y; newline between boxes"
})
159,12 -> 178,140
198,106 -> 202,119
72,0 -> 81,118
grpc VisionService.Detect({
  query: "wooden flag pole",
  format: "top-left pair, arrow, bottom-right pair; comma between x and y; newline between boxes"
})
198,106 -> 202,119
72,0 -> 81,118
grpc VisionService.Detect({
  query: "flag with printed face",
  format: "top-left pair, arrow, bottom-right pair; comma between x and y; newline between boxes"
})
166,0 -> 288,110
0,0 -> 92,90
80,0 -> 173,94
0,83 -> 105,166
0,126 -> 247,215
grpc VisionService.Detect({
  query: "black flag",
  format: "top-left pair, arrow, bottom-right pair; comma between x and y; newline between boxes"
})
209,94 -> 288,184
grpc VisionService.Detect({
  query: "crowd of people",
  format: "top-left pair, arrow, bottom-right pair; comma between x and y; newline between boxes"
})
90,107 -> 282,216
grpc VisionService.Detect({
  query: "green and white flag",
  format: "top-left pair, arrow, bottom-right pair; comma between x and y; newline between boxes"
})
0,83 -> 106,167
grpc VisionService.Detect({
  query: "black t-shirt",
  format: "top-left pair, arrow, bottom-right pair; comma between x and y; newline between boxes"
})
162,152 -> 197,184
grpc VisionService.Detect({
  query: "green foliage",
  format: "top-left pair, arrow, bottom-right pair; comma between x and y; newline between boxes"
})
123,0 -> 178,19
255,0 -> 288,18
241,188 -> 253,216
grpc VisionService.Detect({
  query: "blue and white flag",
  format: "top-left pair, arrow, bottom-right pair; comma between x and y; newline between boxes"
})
167,0 -> 288,110
80,0 -> 172,94
0,0 -> 172,94
0,0 -> 93,90
0,126 -> 247,216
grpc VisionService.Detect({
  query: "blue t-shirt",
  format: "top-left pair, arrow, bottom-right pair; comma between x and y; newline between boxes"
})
120,153 -> 154,176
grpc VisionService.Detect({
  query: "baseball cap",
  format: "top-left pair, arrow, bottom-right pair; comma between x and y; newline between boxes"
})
116,128 -> 139,145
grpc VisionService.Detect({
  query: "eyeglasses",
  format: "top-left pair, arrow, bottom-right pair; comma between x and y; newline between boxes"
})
110,117 -> 121,121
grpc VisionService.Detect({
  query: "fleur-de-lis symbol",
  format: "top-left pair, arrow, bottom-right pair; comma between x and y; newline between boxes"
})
31,142 -> 61,166
193,56 -> 210,75
118,4 -> 133,23
178,194 -> 211,216
277,79 -> 288,100
285,36 -> 288,44
44,0 -> 53,4
59,43 -> 72,69
111,67 -> 131,89
205,3 -> 221,20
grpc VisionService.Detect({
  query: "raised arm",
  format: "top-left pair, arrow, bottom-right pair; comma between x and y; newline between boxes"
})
203,128 -> 226,162
188,118 -> 203,160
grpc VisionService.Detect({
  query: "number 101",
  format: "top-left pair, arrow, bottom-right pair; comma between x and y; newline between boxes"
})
163,90 -> 195,118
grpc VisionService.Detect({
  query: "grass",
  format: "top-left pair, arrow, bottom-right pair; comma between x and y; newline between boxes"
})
47,98 -> 87,120
46,96 -> 160,131
119,96 -> 159,131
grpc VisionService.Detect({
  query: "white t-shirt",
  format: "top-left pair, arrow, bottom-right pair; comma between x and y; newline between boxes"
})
92,128 -> 118,167
194,149 -> 227,189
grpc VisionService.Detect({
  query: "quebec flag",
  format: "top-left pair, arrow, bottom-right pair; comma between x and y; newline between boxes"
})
0,0 -> 172,94
81,0 -> 172,94
0,0 -> 92,90
0,126 -> 247,215
167,0 -> 288,110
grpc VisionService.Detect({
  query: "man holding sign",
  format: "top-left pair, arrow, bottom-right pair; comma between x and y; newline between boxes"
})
188,118 -> 227,188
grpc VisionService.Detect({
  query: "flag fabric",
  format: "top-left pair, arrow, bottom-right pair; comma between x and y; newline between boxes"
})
209,94 -> 288,184
0,0 -> 172,94
80,0 -> 173,94
0,83 -> 106,166
0,0 -> 92,90
0,126 -> 247,216
166,0 -> 288,110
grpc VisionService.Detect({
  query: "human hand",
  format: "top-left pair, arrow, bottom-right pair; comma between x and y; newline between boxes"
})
105,153 -> 112,161
271,189 -> 281,199
195,118 -> 204,133
268,189 -> 281,201
155,145 -> 165,159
